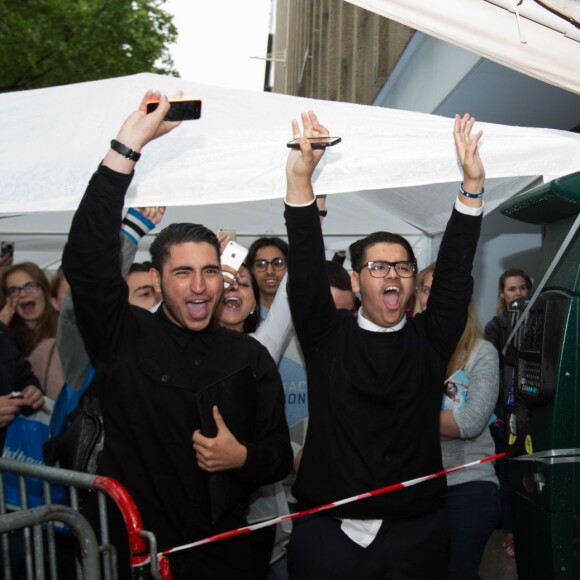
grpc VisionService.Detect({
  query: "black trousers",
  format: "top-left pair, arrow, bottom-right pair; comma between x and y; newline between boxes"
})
287,509 -> 449,580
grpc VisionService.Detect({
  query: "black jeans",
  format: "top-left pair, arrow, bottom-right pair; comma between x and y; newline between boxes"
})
287,509 -> 449,580
443,481 -> 500,580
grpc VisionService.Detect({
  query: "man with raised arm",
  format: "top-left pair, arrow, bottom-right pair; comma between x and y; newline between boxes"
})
62,92 -> 292,580
283,112 -> 485,579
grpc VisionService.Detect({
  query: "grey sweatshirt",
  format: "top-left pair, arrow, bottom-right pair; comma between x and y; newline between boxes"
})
442,339 -> 500,487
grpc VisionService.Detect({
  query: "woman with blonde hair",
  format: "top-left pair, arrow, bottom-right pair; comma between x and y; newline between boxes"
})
0,262 -> 64,400
416,263 -> 500,579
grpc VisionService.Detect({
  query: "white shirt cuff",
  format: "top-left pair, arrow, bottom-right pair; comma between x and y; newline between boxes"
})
284,197 -> 316,208
455,196 -> 484,216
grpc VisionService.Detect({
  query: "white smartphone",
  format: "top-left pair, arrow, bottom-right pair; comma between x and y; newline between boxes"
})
221,240 -> 249,287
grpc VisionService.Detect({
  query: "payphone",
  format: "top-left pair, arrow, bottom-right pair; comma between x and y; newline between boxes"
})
497,171 -> 580,579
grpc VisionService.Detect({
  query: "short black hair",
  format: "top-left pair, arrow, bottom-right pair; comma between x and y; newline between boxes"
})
325,260 -> 352,291
246,237 -> 289,267
349,232 -> 416,274
150,223 -> 220,273
127,261 -> 152,275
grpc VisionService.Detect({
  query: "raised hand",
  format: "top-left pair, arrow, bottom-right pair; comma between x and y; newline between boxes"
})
286,111 -> 329,204
116,90 -> 182,151
453,114 -> 485,195
136,206 -> 166,226
104,90 -> 183,173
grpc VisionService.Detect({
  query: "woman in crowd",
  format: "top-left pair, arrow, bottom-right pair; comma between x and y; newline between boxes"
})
0,319 -> 49,577
0,262 -> 64,400
484,267 -> 532,560
485,268 -> 532,350
216,252 -> 292,580
416,263 -> 500,579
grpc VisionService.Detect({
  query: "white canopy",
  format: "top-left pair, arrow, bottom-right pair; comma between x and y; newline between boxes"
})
345,0 -> 580,95
1,73 -> 580,236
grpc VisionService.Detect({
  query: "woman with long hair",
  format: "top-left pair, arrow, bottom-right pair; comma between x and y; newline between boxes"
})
416,263 -> 500,579
215,263 -> 263,335
0,262 -> 64,400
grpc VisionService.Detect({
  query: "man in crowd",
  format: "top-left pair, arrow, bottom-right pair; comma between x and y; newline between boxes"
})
247,237 -> 289,312
62,91 -> 292,580
283,111 -> 485,579
325,259 -> 357,315
125,261 -> 162,310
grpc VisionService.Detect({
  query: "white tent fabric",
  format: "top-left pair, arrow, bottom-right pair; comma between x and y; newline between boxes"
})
1,73 -> 580,235
345,0 -> 580,95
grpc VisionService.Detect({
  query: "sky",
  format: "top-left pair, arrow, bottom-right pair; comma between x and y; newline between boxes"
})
164,0 -> 273,92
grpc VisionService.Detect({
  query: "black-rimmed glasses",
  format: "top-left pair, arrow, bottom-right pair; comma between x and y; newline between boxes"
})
360,261 -> 416,278
6,281 -> 41,298
252,257 -> 287,272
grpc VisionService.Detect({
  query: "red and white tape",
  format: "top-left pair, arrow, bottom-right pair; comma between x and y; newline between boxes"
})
160,452 -> 505,561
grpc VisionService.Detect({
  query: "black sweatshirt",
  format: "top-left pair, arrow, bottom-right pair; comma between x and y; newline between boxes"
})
63,165 -> 292,552
285,200 -> 481,519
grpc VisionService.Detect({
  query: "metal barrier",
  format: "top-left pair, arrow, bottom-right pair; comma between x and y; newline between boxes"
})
0,457 -> 161,580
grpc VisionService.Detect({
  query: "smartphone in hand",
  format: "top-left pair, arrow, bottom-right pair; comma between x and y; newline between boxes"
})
1,241 -> 14,260
146,99 -> 202,121
221,241 -> 249,288
287,136 -> 341,149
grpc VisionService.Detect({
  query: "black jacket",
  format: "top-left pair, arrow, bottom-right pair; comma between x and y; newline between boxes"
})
63,166 -> 292,554
0,322 -> 41,449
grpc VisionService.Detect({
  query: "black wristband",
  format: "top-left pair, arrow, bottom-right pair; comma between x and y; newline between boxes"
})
110,139 -> 141,162
318,209 -> 328,217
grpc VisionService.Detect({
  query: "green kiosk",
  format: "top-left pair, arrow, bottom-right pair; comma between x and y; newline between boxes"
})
497,172 -> 580,579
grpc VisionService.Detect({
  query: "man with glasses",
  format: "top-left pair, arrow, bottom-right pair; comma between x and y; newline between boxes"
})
247,237 -> 289,312
283,112 -> 485,580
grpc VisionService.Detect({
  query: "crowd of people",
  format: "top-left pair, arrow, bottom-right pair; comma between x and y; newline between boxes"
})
0,91 -> 533,579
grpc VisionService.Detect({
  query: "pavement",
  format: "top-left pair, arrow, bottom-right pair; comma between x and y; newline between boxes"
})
479,530 -> 519,580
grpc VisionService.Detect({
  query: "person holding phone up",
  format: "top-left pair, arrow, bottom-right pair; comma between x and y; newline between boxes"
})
283,111 -> 485,579
62,91 -> 292,580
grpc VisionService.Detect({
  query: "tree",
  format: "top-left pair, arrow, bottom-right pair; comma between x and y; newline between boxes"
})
0,0 -> 178,92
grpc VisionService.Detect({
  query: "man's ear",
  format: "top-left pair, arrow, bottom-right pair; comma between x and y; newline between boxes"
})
150,268 -> 162,294
351,271 -> 360,294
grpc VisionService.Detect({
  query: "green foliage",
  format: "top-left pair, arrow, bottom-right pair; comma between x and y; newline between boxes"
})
0,0 -> 179,92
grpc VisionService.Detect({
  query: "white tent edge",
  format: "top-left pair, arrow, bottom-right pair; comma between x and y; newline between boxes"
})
345,0 -> 580,95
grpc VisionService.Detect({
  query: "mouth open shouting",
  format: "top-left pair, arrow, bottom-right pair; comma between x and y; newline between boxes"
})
383,284 -> 402,311
351,242 -> 416,329
186,298 -> 212,320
